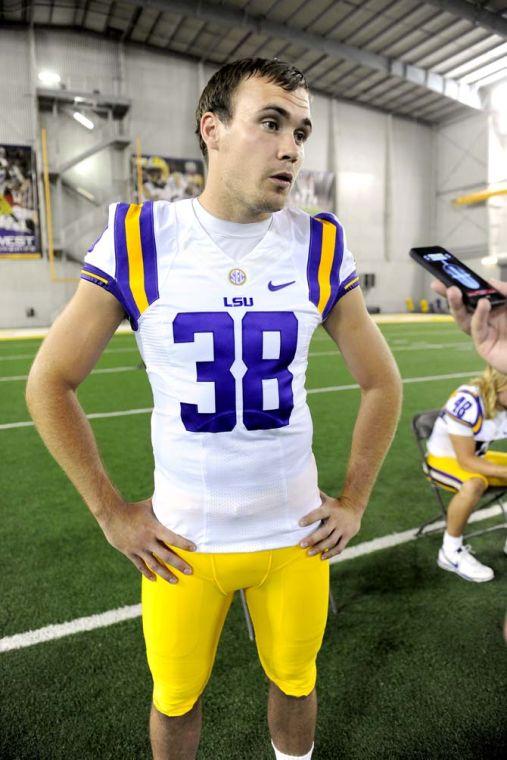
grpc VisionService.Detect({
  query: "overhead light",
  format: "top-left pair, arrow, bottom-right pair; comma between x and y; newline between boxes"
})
72,111 -> 94,130
74,96 -> 87,104
38,70 -> 61,87
481,256 -> 497,267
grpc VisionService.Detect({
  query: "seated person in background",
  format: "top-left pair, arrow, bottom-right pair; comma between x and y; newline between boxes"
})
426,366 -> 507,583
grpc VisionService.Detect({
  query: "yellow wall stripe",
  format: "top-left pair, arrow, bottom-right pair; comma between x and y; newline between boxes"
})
316,220 -> 336,313
124,204 -> 149,313
81,269 -> 108,285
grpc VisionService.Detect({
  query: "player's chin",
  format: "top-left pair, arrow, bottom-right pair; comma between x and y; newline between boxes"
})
260,189 -> 289,212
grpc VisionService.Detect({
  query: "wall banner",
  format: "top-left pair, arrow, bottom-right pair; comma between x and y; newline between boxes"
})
131,154 -> 205,203
0,144 -> 41,258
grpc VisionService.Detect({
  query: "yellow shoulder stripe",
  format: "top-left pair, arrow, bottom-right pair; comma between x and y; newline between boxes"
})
316,220 -> 336,313
125,204 -> 149,313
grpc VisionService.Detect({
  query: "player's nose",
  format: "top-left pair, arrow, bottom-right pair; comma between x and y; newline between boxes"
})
276,133 -> 301,163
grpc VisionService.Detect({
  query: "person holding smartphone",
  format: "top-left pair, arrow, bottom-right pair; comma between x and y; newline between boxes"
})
425,366 -> 507,582
431,279 -> 507,374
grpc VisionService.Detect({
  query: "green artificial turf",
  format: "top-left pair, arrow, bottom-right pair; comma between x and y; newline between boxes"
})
0,322 -> 505,759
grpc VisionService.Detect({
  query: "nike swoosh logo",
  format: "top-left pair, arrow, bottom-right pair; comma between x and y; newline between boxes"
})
268,280 -> 296,291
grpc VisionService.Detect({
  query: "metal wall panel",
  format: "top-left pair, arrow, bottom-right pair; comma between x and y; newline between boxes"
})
0,29 -> 35,145
35,28 -> 123,96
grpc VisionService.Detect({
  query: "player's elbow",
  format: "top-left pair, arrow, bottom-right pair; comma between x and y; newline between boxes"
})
364,358 -> 403,403
26,356 -> 75,416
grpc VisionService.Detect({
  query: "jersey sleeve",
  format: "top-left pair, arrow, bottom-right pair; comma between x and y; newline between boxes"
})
307,212 -> 359,321
80,201 -> 160,331
444,387 -> 484,435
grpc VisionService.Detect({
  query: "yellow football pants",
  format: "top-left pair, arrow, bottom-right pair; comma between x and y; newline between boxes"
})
426,450 -> 507,491
141,543 -> 330,716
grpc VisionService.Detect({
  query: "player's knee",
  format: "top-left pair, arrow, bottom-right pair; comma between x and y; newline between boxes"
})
153,684 -> 203,717
266,663 -> 316,699
270,678 -> 315,699
464,477 -> 487,499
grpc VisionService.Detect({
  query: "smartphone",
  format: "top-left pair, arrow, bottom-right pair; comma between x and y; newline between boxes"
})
409,246 -> 507,312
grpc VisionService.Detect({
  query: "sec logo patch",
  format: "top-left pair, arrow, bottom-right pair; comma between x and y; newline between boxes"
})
229,268 -> 247,286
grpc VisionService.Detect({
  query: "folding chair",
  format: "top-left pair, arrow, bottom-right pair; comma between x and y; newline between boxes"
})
412,409 -> 507,538
239,570 -> 338,642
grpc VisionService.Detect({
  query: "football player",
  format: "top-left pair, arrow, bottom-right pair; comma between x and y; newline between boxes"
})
426,365 -> 507,581
26,58 -> 402,760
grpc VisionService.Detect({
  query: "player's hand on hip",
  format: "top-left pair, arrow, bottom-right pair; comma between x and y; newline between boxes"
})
298,490 -> 362,560
98,498 -> 196,583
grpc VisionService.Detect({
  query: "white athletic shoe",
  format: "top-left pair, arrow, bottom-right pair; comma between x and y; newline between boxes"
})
437,545 -> 494,583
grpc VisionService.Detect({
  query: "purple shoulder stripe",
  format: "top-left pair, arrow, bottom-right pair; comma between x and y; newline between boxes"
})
81,264 -> 139,331
325,270 -> 359,317
113,203 -> 141,329
139,201 -> 159,305
315,213 -> 345,320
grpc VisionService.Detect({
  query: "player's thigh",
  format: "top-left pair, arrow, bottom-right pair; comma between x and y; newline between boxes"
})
426,454 -> 488,490
245,547 -> 329,696
483,451 -> 507,486
142,550 -> 233,716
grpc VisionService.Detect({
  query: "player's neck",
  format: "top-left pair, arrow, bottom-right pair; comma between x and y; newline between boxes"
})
199,180 -> 271,225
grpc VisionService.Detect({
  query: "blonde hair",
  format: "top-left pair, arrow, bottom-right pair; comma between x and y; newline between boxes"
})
470,365 -> 507,418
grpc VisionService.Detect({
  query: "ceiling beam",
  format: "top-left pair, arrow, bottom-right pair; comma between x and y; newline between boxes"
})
421,1 -> 507,39
126,0 -> 483,110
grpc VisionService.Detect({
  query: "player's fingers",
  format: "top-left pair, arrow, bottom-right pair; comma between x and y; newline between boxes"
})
128,553 -> 156,582
150,542 -> 193,575
307,529 -> 341,557
299,508 -> 326,527
337,532 -> 353,552
140,551 -> 179,584
300,523 -> 334,551
158,525 -> 197,552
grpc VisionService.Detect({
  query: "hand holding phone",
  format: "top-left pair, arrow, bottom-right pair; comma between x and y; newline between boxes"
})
409,246 -> 507,313
410,246 -> 507,374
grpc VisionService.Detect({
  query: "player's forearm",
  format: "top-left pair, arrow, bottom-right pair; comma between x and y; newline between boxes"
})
456,454 -> 507,480
339,376 -> 402,513
25,373 -> 123,522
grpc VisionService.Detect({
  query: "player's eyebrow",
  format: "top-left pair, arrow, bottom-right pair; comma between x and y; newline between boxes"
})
258,104 -> 312,133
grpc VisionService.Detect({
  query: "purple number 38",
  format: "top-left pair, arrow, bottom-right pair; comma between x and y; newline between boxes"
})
172,311 -> 298,433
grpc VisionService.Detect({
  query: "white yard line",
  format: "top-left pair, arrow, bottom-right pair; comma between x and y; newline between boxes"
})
0,366 -> 139,383
0,369 -> 481,431
0,346 -> 137,362
1,504 -> 503,654
306,370 -> 480,394
0,407 -> 153,430
0,343 -> 473,382
309,342 -> 470,358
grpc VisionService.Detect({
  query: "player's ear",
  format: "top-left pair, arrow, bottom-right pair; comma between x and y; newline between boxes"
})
200,111 -> 222,155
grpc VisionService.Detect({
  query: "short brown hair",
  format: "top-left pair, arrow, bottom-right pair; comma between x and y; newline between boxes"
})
195,57 -> 309,161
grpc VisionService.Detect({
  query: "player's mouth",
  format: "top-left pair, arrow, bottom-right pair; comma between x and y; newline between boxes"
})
269,172 -> 293,189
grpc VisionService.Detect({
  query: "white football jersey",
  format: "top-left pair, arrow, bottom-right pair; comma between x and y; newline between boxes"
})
81,198 -> 358,552
426,383 -> 507,458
